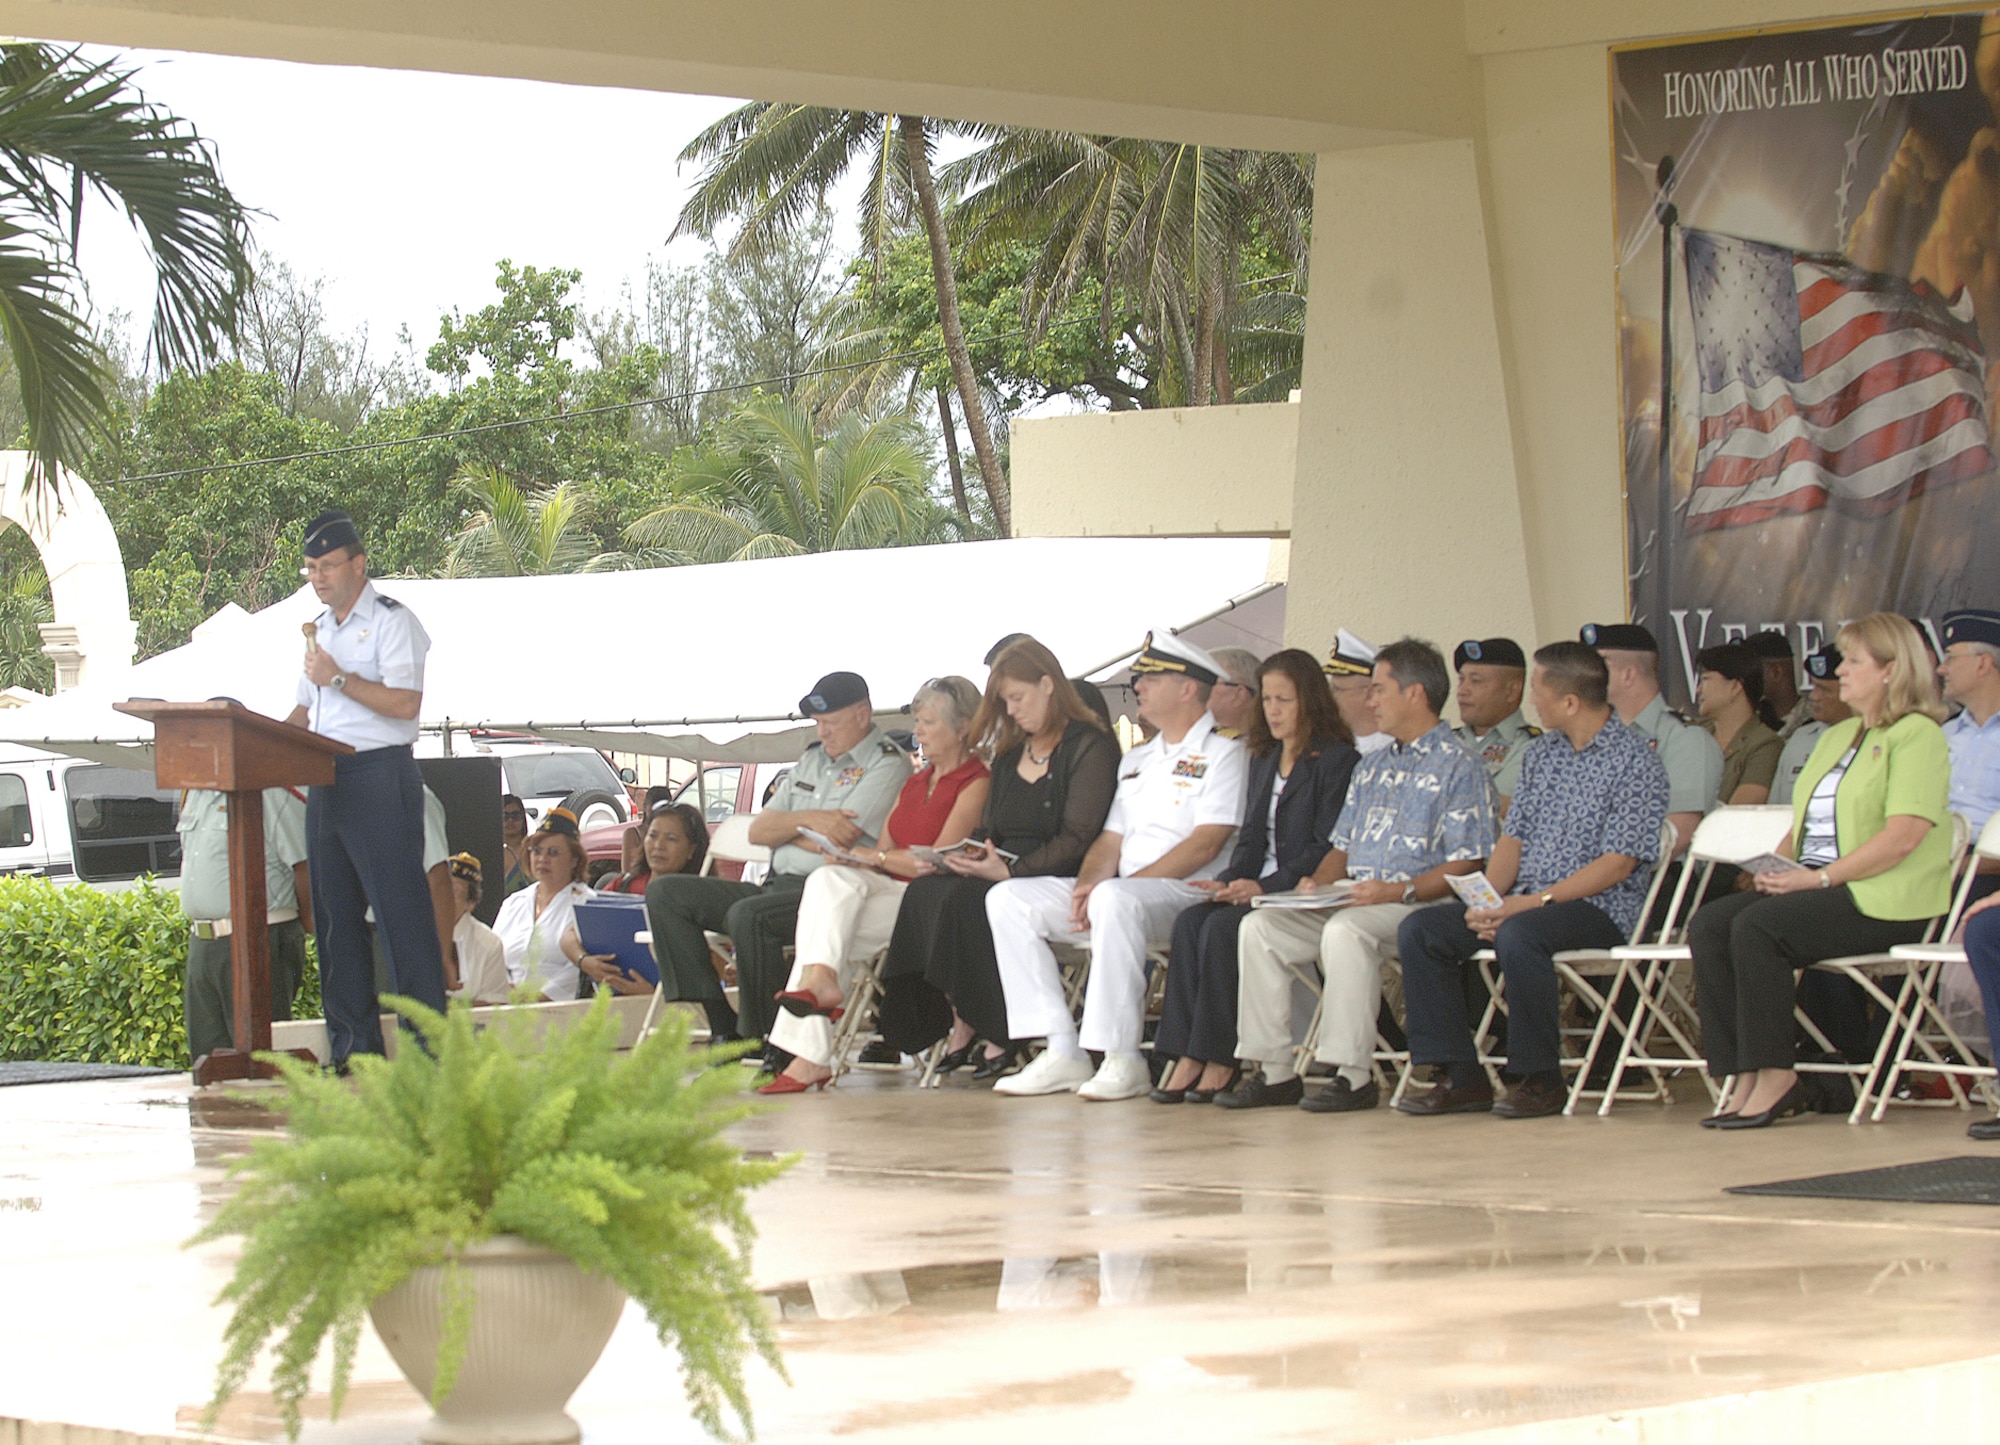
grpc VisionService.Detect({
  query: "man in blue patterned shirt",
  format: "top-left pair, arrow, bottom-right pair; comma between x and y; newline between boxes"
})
1220,639 -> 1499,1112
1396,641 -> 1670,1120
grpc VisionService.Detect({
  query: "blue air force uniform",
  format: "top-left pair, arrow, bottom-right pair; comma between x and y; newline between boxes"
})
295,512 -> 446,1062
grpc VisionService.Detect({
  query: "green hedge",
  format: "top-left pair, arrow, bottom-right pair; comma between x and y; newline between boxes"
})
0,876 -> 320,1068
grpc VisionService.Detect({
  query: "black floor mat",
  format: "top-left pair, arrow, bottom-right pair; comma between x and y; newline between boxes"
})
0,1062 -> 177,1087
1728,1155 -> 2000,1205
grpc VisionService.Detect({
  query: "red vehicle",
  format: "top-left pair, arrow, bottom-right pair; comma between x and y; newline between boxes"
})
581,762 -> 793,885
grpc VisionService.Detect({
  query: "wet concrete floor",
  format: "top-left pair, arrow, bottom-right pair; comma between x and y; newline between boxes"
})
3,1067 -> 1999,1443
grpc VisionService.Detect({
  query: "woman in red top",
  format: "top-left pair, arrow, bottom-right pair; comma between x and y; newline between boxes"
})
762,675 -> 989,1093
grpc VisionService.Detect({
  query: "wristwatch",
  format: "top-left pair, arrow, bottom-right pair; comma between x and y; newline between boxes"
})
1401,881 -> 1417,905
330,672 -> 348,691
1539,890 -> 1556,907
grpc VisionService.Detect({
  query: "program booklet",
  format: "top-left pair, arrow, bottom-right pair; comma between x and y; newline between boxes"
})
910,838 -> 1020,869
795,826 -> 881,868
1250,880 -> 1360,910
1738,852 -> 1809,877
1444,871 -> 1507,912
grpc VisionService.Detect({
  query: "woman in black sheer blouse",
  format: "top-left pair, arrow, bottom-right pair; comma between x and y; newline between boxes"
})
875,638 -> 1119,1078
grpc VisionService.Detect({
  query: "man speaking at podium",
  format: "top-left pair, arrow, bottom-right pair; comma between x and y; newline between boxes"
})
284,510 -> 447,1067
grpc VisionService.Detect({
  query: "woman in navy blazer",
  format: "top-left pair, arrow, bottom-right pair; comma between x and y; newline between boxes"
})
1153,649 -> 1360,1102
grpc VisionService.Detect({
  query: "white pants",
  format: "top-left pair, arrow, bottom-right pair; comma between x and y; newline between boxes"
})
767,866 -> 908,1067
1235,902 -> 1414,1081
988,875 -> 1203,1055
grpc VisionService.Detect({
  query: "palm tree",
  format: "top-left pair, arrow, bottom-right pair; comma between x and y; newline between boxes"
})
443,465 -> 602,576
946,132 -> 1311,406
621,393 -> 961,565
673,105 -> 1013,534
0,43 -> 252,489
0,561 -> 52,691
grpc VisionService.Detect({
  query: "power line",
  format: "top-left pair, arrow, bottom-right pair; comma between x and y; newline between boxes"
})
110,268 -> 1308,486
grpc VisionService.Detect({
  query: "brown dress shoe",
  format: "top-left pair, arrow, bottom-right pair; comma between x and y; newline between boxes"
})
1393,1078 -> 1495,1116
1492,1074 -> 1567,1119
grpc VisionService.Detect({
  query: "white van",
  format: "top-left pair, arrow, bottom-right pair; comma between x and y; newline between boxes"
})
0,743 -> 184,889
419,733 -> 634,832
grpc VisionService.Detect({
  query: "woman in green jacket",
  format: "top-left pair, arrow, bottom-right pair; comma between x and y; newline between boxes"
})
1691,613 -> 1955,1129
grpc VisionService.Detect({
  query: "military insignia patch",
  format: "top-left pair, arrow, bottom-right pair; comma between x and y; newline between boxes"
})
1172,758 -> 1209,779
1482,741 -> 1508,766
837,766 -> 866,787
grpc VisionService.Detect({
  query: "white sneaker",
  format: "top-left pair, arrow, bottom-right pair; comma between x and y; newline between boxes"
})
1077,1054 -> 1152,1102
992,1049 -> 1093,1096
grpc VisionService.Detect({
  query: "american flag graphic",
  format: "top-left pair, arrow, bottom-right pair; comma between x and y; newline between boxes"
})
1683,228 -> 1994,533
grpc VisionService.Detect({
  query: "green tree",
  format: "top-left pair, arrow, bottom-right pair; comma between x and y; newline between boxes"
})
623,393 -> 958,564
0,43 -> 251,487
0,526 -> 51,691
675,105 -> 1014,533
443,465 -> 604,577
947,132 -> 1312,406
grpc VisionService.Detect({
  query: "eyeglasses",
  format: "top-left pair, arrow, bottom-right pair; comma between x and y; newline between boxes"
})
528,843 -> 568,859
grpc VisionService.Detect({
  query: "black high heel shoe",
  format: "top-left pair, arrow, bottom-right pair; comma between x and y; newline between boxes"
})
1715,1080 -> 1810,1130
1185,1067 -> 1239,1105
1697,1110 -> 1740,1129
969,1046 -> 1018,1082
935,1039 -> 980,1073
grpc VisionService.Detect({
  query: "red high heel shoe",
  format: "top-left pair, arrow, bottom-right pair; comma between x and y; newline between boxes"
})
757,1071 -> 835,1095
775,988 -> 844,1021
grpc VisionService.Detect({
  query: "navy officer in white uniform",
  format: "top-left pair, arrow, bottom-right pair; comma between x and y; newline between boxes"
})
990,630 -> 1247,1101
283,510 -> 447,1064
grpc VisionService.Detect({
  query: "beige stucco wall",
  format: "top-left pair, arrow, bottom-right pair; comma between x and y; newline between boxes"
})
1010,405 -> 1296,540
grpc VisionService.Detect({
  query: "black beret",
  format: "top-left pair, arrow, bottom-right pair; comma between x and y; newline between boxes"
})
302,510 -> 363,558
1453,637 -> 1526,671
1942,609 -> 2000,651
801,671 -> 870,715
1580,622 -> 1658,653
1804,645 -> 1842,680
1744,630 -> 1795,660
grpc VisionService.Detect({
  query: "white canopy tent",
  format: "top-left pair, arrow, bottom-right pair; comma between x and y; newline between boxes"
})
0,538 -> 1287,768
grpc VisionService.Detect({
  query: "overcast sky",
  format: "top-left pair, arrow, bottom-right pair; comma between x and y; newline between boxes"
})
73,47 -> 758,368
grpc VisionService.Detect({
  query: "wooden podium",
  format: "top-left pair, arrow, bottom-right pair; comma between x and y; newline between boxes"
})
115,700 -> 354,1084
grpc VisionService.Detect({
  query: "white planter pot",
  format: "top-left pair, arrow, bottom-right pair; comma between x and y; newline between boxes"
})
369,1235 -> 628,1445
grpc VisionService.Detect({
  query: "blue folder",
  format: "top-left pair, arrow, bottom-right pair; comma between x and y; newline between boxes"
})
572,895 -> 659,987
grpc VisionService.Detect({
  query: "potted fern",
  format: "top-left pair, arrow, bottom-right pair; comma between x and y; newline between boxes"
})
192,998 -> 788,1444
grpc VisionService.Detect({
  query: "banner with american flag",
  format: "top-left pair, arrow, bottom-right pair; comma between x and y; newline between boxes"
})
1684,228 -> 1994,534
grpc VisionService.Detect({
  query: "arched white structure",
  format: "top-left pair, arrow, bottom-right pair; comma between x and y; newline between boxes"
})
0,452 -> 136,693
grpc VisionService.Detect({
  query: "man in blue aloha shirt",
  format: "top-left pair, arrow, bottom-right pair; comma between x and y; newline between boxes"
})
1395,640 -> 1670,1120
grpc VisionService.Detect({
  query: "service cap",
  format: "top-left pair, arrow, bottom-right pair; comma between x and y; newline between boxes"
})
1453,637 -> 1526,671
302,510 -> 363,558
534,807 -> 580,840
800,671 -> 871,715
1130,630 -> 1224,687
1580,622 -> 1659,653
1322,627 -> 1377,678
1744,630 -> 1796,660
447,852 -> 483,883
1942,609 -> 2000,651
1805,645 -> 1843,680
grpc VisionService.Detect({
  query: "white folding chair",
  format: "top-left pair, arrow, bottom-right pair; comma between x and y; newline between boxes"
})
1796,812 -> 1974,1123
1591,807 -> 1796,1115
1869,812 -> 2000,1118
1466,819 -> 1682,1103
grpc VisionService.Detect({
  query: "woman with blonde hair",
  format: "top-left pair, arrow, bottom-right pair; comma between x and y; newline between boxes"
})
873,638 -> 1121,1079
1690,613 -> 1955,1129
759,675 -> 990,1094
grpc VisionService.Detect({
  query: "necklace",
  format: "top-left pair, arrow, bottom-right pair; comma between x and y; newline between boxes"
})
1024,737 -> 1057,766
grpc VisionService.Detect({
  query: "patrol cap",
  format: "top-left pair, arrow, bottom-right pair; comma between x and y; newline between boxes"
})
1744,630 -> 1795,660
1942,609 -> 2000,651
534,807 -> 580,840
447,852 -> 483,883
1130,630 -> 1223,686
1322,627 -> 1377,678
1804,644 -> 1842,680
1580,622 -> 1658,653
1453,637 -> 1526,671
302,510 -> 363,558
801,671 -> 871,715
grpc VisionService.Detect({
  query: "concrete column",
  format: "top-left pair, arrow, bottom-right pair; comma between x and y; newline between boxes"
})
1286,139 -> 1538,660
